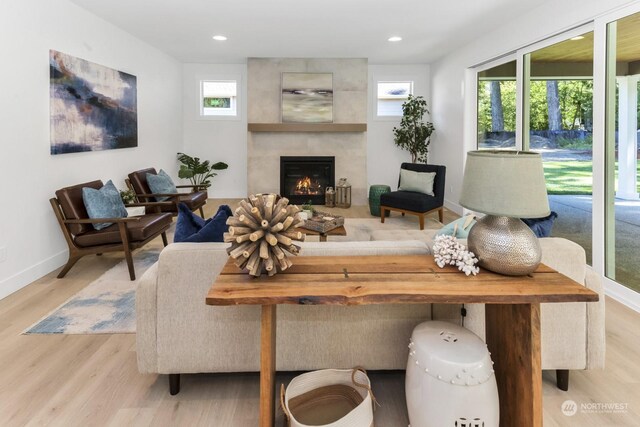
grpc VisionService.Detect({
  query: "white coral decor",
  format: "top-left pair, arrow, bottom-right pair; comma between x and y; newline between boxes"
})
432,234 -> 480,276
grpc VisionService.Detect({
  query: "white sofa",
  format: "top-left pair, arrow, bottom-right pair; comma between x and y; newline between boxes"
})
136,237 -> 604,394
137,240 -> 434,394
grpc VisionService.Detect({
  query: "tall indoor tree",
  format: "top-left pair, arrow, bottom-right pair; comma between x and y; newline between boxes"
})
393,95 -> 435,163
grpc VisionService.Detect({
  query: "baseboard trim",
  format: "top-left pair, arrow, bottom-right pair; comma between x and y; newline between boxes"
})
0,250 -> 67,301
444,199 -> 464,215
604,277 -> 640,313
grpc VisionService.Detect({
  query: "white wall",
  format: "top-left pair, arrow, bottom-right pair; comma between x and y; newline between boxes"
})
367,65 -> 430,188
183,63 -> 430,199
429,0 -> 634,214
182,63 -> 247,198
0,0 -> 182,299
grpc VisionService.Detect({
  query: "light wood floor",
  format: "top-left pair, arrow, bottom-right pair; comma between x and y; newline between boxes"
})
0,200 -> 638,426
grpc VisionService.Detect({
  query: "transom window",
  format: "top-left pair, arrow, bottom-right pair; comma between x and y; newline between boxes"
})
377,81 -> 413,116
200,80 -> 237,116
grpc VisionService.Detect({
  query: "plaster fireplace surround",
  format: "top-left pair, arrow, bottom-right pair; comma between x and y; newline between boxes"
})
247,58 -> 368,205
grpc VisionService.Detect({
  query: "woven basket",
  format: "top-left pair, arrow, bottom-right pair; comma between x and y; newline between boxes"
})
281,368 -> 375,427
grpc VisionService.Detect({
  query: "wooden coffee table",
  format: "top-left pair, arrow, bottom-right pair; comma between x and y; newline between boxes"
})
206,255 -> 598,427
299,225 -> 346,242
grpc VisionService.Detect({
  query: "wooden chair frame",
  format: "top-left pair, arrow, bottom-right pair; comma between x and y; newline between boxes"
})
125,179 -> 207,218
50,198 -> 171,280
380,205 -> 444,230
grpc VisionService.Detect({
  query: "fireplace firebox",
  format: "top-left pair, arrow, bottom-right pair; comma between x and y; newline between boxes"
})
280,156 -> 335,205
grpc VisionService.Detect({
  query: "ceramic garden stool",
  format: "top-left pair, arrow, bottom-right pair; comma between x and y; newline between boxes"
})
406,321 -> 499,427
368,185 -> 391,217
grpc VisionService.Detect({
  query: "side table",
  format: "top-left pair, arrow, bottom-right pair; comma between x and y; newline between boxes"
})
369,185 -> 391,217
206,255 -> 598,427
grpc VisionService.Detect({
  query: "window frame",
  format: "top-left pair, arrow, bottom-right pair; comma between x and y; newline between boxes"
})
196,75 -> 242,121
375,80 -> 414,118
371,74 -> 419,121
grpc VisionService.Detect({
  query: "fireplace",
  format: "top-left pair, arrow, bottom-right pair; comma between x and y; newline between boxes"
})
280,156 -> 335,204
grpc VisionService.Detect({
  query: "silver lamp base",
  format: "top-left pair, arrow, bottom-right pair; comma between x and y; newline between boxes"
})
467,215 -> 541,276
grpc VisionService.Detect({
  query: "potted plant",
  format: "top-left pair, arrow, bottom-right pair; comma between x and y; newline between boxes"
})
300,200 -> 314,220
393,95 -> 435,163
119,189 -> 136,205
177,152 -> 228,188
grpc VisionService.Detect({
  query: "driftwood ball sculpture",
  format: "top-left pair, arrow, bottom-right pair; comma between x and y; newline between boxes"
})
225,194 -> 305,277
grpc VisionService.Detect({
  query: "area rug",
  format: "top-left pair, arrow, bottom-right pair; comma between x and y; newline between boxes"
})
24,215 -> 441,335
24,248 -> 160,335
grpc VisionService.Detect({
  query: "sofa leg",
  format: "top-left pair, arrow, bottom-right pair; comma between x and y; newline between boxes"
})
438,208 -> 444,223
380,208 -> 386,224
556,369 -> 569,391
161,232 -> 168,247
199,207 -> 205,218
169,373 -> 180,395
419,215 -> 425,230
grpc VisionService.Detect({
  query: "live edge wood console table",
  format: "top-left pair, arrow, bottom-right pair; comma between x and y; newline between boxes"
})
206,255 -> 598,427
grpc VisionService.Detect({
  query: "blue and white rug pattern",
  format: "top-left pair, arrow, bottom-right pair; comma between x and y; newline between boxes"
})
24,249 -> 160,335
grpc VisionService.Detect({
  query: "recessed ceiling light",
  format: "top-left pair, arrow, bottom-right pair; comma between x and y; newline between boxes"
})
388,36 -> 402,42
570,36 -> 585,41
213,35 -> 227,41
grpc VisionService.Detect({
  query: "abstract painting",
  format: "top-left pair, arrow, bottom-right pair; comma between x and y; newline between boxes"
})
49,50 -> 137,155
281,72 -> 333,123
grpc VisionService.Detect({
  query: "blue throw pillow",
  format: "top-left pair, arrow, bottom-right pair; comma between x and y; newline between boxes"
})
147,169 -> 177,201
174,203 -> 232,243
435,215 -> 477,238
522,211 -> 558,238
82,180 -> 128,231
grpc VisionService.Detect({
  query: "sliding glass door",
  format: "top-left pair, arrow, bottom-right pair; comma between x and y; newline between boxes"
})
523,32 -> 595,265
605,12 -> 640,292
477,61 -> 517,150
471,4 -> 640,297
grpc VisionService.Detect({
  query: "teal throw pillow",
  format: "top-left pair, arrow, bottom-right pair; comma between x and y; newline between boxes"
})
435,215 -> 477,238
398,169 -> 436,196
82,180 -> 128,231
147,169 -> 177,201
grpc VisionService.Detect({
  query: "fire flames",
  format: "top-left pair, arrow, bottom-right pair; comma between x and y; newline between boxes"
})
294,176 -> 322,195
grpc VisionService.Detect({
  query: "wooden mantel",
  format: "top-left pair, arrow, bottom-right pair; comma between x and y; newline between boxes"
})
247,123 -> 367,132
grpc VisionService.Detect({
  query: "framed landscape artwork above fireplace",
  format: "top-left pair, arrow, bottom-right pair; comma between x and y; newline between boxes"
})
281,72 -> 333,123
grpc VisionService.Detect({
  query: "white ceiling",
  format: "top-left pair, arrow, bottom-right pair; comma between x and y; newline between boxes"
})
71,0 -> 549,64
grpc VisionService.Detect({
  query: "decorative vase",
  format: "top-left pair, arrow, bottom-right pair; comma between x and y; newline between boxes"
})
466,215 -> 541,276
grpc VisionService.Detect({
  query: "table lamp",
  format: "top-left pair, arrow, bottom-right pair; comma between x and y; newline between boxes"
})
459,150 -> 550,276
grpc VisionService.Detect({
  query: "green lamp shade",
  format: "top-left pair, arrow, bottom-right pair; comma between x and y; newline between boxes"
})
459,150 -> 550,218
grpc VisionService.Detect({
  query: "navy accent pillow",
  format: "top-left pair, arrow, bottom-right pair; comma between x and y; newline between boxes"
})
82,180 -> 128,231
522,211 -> 558,238
174,203 -> 232,243
147,169 -> 177,201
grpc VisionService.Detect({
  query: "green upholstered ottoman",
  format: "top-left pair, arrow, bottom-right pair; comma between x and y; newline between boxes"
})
369,185 -> 391,216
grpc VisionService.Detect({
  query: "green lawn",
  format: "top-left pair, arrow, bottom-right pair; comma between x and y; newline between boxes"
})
544,160 -> 640,195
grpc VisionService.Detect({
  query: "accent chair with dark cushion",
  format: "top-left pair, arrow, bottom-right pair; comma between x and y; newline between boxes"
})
51,180 -> 173,280
127,168 -> 208,218
380,163 -> 446,230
